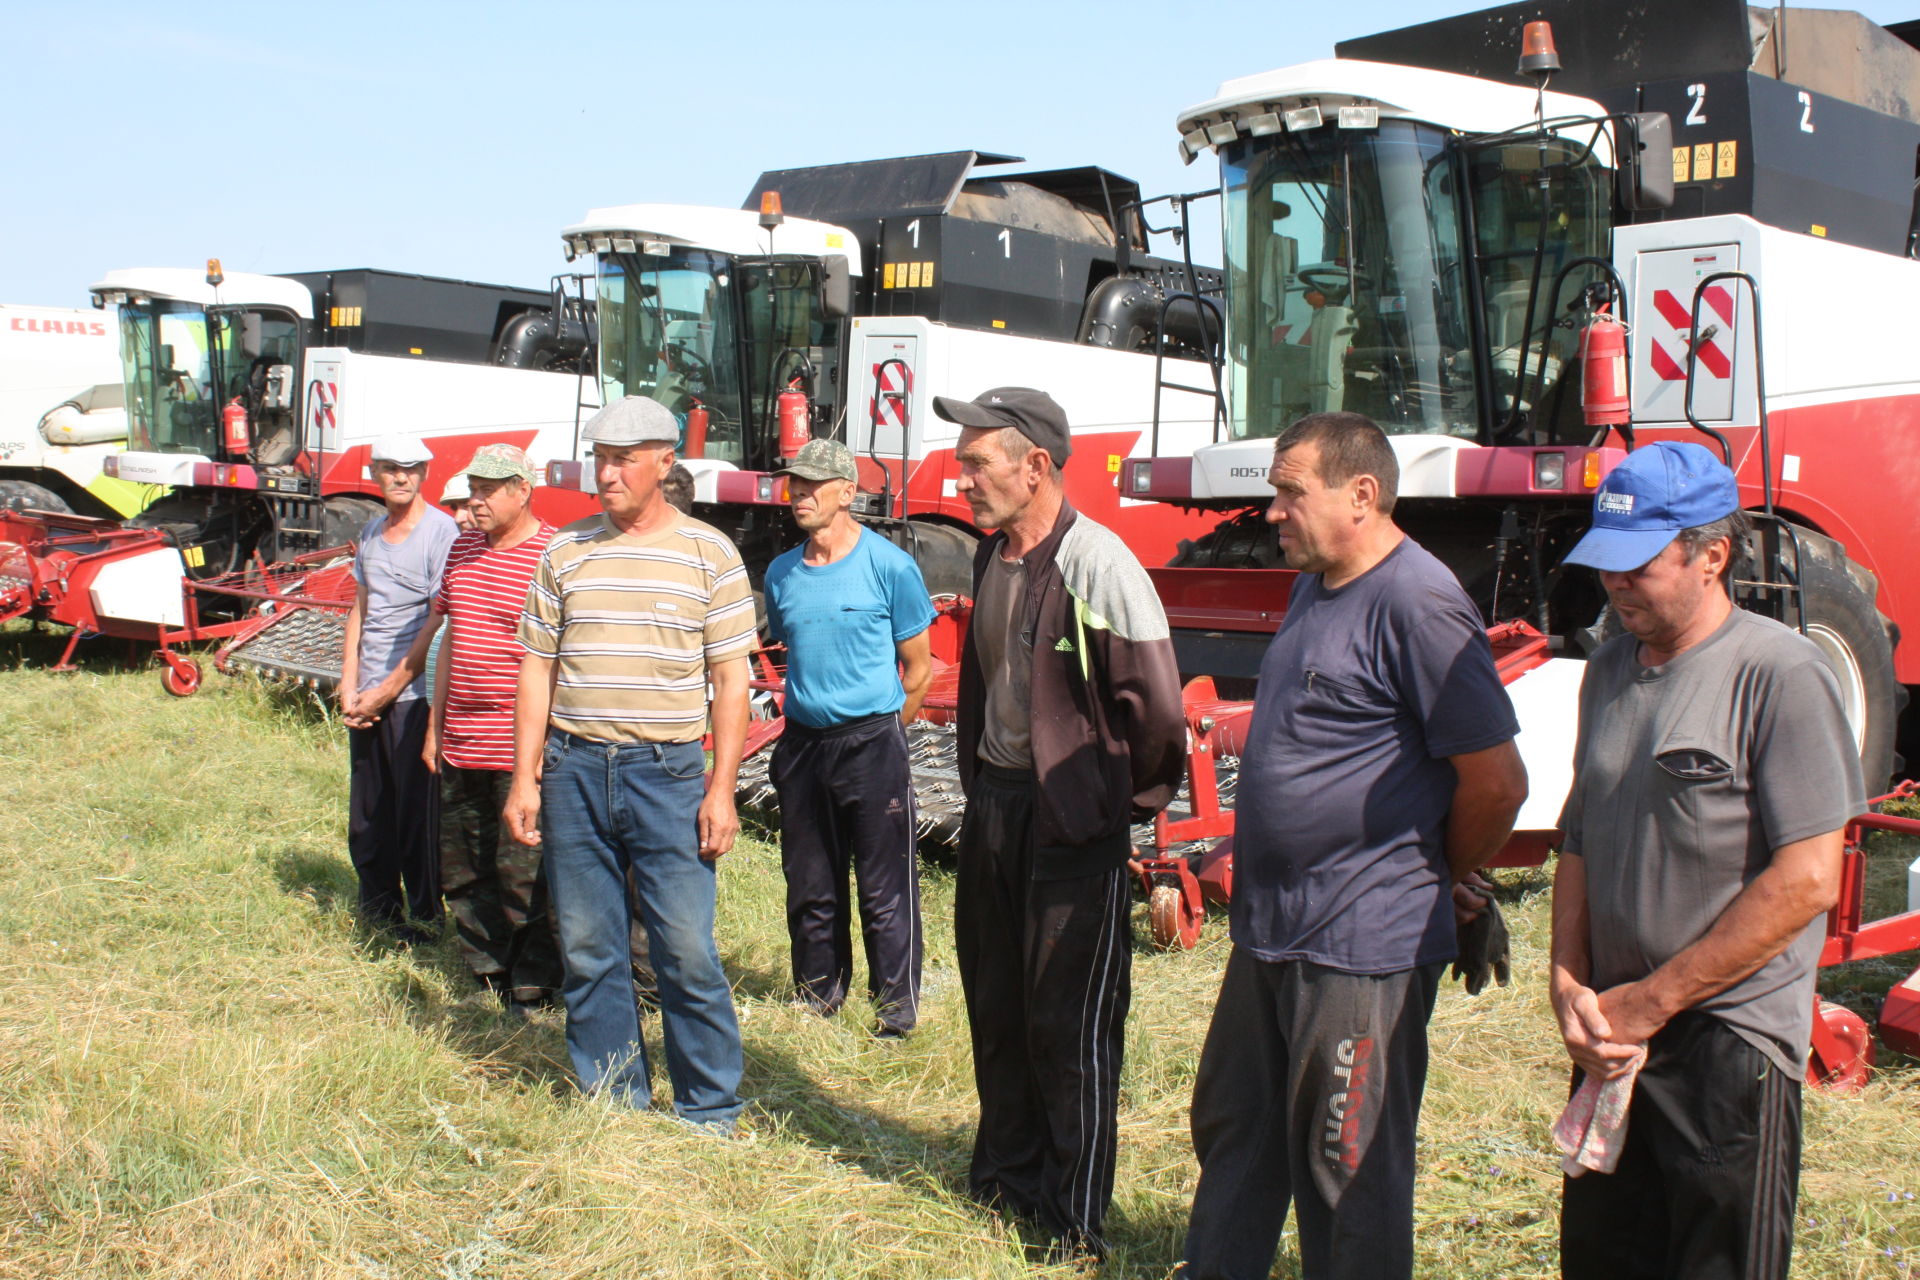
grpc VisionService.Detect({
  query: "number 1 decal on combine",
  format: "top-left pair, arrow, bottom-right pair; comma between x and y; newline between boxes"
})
997,228 -> 1011,259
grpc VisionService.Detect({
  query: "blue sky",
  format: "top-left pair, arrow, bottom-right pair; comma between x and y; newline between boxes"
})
5,1 -> 1912,309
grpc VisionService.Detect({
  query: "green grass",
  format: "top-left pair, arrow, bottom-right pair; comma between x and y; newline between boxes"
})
1,625 -> 1917,1277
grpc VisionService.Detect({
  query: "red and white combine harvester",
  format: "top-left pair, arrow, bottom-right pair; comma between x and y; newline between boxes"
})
547,150 -> 1228,593
1118,0 -> 1920,1086
0,263 -> 601,690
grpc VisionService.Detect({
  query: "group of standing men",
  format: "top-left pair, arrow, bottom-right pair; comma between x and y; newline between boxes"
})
339,390 -> 1864,1279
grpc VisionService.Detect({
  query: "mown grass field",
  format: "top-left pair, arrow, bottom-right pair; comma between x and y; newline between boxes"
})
1,625 -> 1917,1278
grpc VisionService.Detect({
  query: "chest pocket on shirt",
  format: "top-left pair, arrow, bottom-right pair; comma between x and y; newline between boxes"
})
1656,747 -> 1734,781
1644,740 -> 1739,895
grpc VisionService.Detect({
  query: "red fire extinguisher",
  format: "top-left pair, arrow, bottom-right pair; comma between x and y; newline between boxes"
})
222,397 -> 250,454
1579,310 -> 1630,428
684,398 -> 709,459
777,378 -> 812,460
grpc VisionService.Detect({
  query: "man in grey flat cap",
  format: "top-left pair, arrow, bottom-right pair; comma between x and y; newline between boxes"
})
506,396 -> 755,1131
341,431 -> 459,943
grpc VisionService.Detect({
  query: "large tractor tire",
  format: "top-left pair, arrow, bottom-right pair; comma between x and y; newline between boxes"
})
1168,508 -> 1280,570
129,498 -> 246,581
0,479 -> 72,514
1795,533 -> 1902,793
319,495 -> 384,553
891,521 -> 979,599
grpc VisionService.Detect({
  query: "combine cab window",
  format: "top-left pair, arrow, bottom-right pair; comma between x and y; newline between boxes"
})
597,249 -> 746,462
121,302 -> 217,455
1462,129 -> 1611,432
1221,121 -> 1478,439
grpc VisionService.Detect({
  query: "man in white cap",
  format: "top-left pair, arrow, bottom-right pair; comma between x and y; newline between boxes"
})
339,432 -> 460,943
506,397 -> 756,1131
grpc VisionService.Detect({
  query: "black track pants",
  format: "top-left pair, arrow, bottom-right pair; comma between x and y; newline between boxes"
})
770,713 -> 922,1034
346,698 -> 441,939
1561,1011 -> 1803,1280
1182,948 -> 1441,1280
955,764 -> 1131,1254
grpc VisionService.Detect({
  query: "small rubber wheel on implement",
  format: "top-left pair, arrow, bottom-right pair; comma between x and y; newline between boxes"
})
159,652 -> 203,697
1806,999 -> 1873,1092
1148,883 -> 1204,951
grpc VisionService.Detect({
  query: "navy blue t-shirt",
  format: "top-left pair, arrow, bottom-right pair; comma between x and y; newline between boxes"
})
1230,537 -> 1519,972
765,528 -> 936,729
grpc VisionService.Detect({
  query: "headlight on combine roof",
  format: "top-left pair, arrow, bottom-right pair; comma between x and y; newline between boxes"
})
1533,451 -> 1566,490
103,456 -> 120,478
1338,106 -> 1379,129
1284,105 -> 1323,132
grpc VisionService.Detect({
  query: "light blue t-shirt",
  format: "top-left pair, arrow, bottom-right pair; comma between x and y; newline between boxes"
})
351,507 -> 459,702
764,528 -> 936,729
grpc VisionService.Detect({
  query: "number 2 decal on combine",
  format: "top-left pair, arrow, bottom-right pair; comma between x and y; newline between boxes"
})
1686,83 -> 1707,126
1798,90 -> 1816,133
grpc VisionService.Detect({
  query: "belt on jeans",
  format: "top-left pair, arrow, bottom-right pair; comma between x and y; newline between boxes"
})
978,762 -> 1034,788
781,711 -> 900,740
546,726 -> 702,755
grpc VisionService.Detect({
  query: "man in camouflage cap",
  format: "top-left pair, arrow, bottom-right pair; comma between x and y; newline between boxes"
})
764,438 -> 934,1038
426,442 -> 563,1013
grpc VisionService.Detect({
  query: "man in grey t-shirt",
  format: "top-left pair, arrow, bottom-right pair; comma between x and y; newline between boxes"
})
340,433 -> 459,943
1552,442 -> 1863,1280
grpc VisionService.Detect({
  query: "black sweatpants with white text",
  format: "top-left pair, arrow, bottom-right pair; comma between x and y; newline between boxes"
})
1183,947 -> 1441,1280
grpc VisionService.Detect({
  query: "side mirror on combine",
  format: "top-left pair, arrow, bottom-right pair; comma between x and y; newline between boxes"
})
1617,111 -> 1676,211
818,255 -> 852,320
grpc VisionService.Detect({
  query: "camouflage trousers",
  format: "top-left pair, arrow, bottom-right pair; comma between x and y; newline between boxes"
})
439,764 -> 563,1003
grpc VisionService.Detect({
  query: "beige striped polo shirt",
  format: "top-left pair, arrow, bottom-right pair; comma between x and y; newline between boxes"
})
517,512 -> 757,743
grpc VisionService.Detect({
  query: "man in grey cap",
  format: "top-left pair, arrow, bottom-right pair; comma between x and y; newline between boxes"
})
340,431 -> 459,943
506,397 -> 756,1130
937,386 -> 1187,1259
426,443 -> 562,1013
764,439 -> 934,1038
1553,441 -> 1862,1279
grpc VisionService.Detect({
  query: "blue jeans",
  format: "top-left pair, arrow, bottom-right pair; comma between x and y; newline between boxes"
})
539,729 -> 743,1128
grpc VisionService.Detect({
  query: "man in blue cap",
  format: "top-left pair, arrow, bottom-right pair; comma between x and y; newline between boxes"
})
1551,441 -> 1864,1280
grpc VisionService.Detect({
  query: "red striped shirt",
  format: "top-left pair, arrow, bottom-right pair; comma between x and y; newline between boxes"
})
434,523 -> 555,770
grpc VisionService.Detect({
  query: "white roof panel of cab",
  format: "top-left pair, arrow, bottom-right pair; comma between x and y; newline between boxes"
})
563,204 -> 864,274
1178,58 -> 1610,148
88,268 -> 315,318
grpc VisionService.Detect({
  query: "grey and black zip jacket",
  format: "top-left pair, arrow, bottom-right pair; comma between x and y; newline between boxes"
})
957,502 -> 1187,878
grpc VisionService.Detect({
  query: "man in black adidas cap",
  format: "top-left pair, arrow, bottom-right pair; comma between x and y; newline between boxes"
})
935,386 -> 1186,1260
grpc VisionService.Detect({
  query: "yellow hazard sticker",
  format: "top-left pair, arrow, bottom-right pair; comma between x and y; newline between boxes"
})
1811,224 -> 1828,237
1107,454 -> 1121,473
909,262 -> 923,288
1671,146 -> 1691,183
184,545 -> 204,568
882,263 -> 896,289
826,233 -> 844,248
1716,140 -> 1737,178
991,319 -> 1006,329
1693,143 -> 1713,180
921,262 -> 934,288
